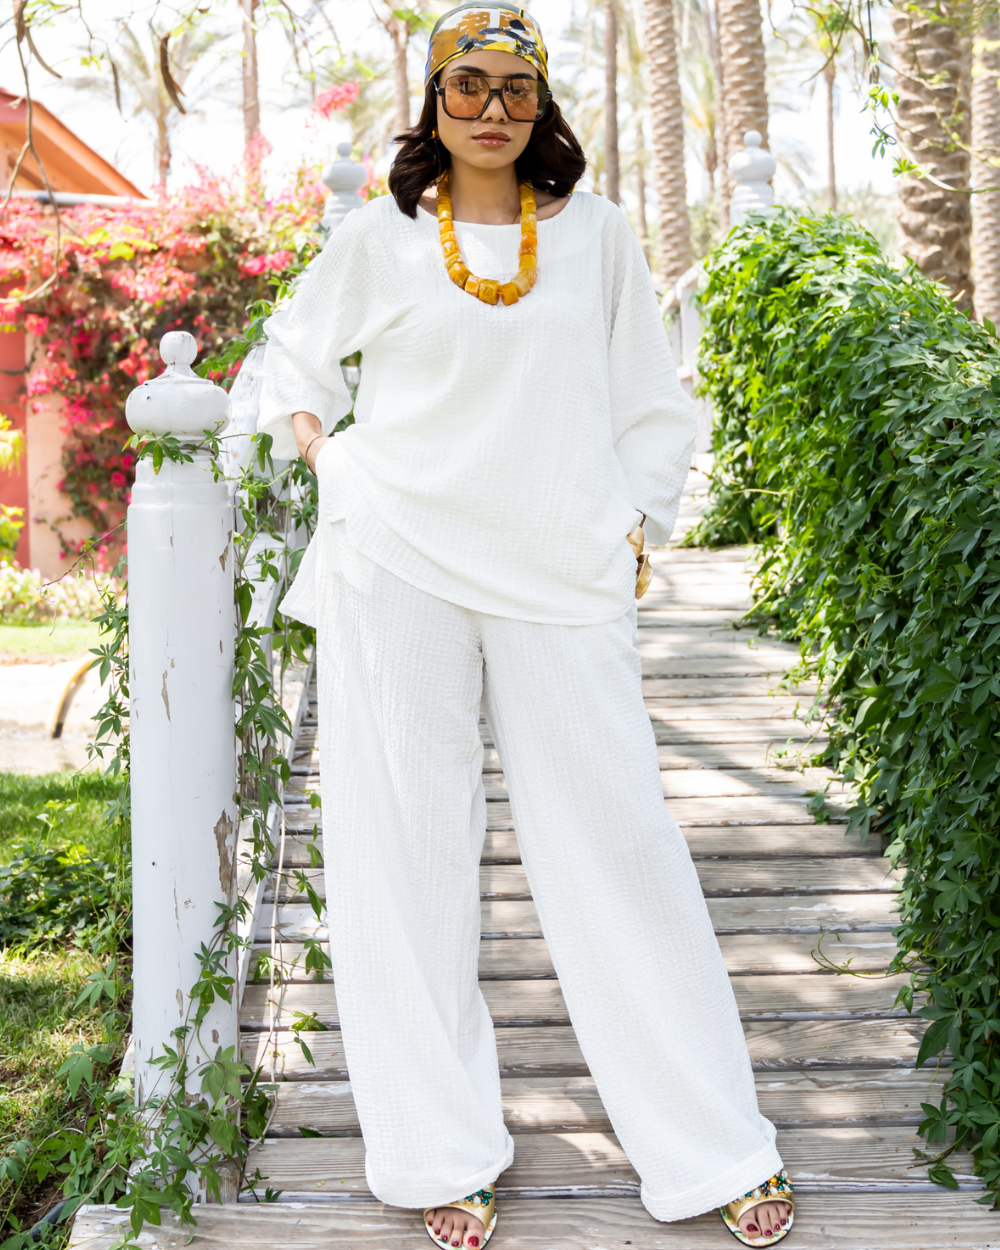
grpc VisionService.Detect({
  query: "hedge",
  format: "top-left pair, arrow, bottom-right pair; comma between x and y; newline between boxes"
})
690,210 -> 1000,1204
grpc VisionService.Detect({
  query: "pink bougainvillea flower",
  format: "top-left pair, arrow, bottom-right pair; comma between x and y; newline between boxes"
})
314,82 -> 360,118
24,313 -> 49,335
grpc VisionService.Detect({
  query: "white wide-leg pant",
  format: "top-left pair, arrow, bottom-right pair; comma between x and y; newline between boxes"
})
315,523 -> 781,1221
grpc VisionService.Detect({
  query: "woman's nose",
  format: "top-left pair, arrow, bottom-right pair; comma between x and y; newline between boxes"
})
482,92 -> 508,123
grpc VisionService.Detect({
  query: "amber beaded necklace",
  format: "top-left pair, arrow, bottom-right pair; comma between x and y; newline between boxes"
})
436,172 -> 538,306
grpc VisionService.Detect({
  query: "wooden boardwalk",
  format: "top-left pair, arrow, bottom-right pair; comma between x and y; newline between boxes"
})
73,470 -> 997,1247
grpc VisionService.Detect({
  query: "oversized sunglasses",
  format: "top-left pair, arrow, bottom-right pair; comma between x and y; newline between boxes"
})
437,73 -> 552,122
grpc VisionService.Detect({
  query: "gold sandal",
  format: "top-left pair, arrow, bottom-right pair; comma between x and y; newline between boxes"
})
424,1187 -> 497,1248
720,1170 -> 794,1246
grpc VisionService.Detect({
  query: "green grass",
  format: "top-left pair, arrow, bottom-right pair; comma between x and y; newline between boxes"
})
0,774 -> 127,1236
0,623 -> 100,660
0,948 -> 106,1231
0,773 -> 121,866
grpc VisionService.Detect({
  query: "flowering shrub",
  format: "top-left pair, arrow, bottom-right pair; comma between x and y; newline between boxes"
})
1,155 -> 331,558
314,82 -> 361,118
0,562 -> 118,624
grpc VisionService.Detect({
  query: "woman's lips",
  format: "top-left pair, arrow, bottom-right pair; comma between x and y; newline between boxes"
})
472,132 -> 510,147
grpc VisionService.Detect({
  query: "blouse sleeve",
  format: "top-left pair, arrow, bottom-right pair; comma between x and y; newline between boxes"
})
257,207 -> 393,460
608,217 -> 698,546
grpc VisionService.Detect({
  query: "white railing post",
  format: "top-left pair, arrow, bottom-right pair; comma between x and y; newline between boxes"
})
320,141 -> 367,232
124,331 -> 237,1108
729,130 -> 777,228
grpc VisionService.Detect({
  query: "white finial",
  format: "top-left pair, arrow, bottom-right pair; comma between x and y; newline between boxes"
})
321,143 -> 367,232
728,130 -> 777,228
125,331 -> 230,440
159,330 -> 198,375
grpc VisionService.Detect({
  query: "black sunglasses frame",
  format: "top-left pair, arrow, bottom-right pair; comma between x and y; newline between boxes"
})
435,74 -> 553,123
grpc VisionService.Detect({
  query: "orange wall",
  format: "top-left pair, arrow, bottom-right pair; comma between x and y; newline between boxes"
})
0,324 -> 28,567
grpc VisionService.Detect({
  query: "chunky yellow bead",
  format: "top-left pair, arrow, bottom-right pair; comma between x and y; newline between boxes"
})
436,172 -> 539,305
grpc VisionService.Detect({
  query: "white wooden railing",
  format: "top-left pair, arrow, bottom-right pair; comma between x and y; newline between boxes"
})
121,147 -> 366,1115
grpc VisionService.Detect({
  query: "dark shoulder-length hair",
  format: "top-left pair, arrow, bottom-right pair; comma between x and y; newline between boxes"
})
388,78 -> 587,218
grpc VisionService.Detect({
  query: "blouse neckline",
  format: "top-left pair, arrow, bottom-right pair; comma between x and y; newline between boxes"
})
415,193 -> 579,231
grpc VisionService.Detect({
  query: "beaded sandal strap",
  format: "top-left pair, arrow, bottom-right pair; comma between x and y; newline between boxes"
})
720,1170 -> 794,1246
425,1187 -> 497,1248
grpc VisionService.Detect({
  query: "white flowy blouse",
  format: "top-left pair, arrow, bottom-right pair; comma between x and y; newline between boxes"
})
257,190 -> 697,626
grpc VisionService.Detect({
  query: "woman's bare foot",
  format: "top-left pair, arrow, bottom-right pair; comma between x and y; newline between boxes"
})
425,1207 -> 487,1248
738,1199 -> 792,1240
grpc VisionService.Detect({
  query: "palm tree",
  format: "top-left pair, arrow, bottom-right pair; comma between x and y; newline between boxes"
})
972,0 -> 1000,322
644,0 -> 693,285
75,21 -> 224,185
715,0 -> 769,209
242,0 -> 260,145
891,0 -> 973,310
605,0 -> 621,203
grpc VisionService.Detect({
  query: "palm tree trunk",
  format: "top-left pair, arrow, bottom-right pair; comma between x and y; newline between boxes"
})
156,116 -> 171,185
643,0 -> 692,285
825,59 -> 837,209
241,0 -> 260,145
891,0 -> 973,310
390,17 -> 411,134
705,0 -> 730,225
605,0 -> 620,204
972,4 -> 1000,323
716,0 -> 768,209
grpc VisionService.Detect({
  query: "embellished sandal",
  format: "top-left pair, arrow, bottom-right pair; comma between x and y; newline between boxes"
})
424,1187 -> 497,1248
720,1170 -> 794,1246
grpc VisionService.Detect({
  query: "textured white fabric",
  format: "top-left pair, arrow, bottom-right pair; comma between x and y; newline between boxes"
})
313,519 -> 782,1221
259,191 -> 697,626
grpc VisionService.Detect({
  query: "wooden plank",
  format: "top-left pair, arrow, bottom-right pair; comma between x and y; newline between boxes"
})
645,697 -> 818,720
241,1019 -> 931,1079
272,824 -> 880,868
262,1068 -> 946,1137
68,1192 -> 1000,1250
243,1126 -> 977,1194
284,794 -> 851,833
290,742 -> 833,776
299,717 -> 829,749
650,720 -> 827,744
259,891 -> 898,944
252,931 -> 899,982
286,769 -> 843,804
483,796 -> 849,832
268,859 -> 899,905
240,972 -> 914,1031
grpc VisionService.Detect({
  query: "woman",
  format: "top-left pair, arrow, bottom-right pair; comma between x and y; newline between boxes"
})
258,5 -> 794,1246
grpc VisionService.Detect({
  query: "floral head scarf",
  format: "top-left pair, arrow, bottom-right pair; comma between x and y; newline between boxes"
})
424,3 -> 549,85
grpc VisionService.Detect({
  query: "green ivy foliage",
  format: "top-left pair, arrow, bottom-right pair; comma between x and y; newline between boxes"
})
690,210 -> 1000,1204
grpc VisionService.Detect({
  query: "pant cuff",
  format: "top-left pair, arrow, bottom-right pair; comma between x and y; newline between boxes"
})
640,1139 -> 785,1223
366,1134 -> 515,1212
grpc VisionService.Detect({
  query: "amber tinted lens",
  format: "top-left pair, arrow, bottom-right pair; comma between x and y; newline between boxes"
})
443,74 -> 491,117
503,78 -> 543,119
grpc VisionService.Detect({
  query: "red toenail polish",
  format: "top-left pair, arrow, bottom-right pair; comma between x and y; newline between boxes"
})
469,1240 -> 480,1248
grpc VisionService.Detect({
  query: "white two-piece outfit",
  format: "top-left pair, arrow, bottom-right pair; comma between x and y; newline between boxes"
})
258,190 -> 783,1221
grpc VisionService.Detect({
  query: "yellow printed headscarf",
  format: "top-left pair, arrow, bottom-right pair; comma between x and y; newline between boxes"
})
424,4 -> 548,85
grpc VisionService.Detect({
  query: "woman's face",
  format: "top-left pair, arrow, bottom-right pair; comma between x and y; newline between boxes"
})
436,48 -> 540,171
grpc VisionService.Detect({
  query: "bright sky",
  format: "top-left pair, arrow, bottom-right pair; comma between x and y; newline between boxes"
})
0,0 -> 896,204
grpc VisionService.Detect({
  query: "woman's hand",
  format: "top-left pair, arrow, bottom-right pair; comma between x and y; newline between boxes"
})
292,411 -> 330,473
